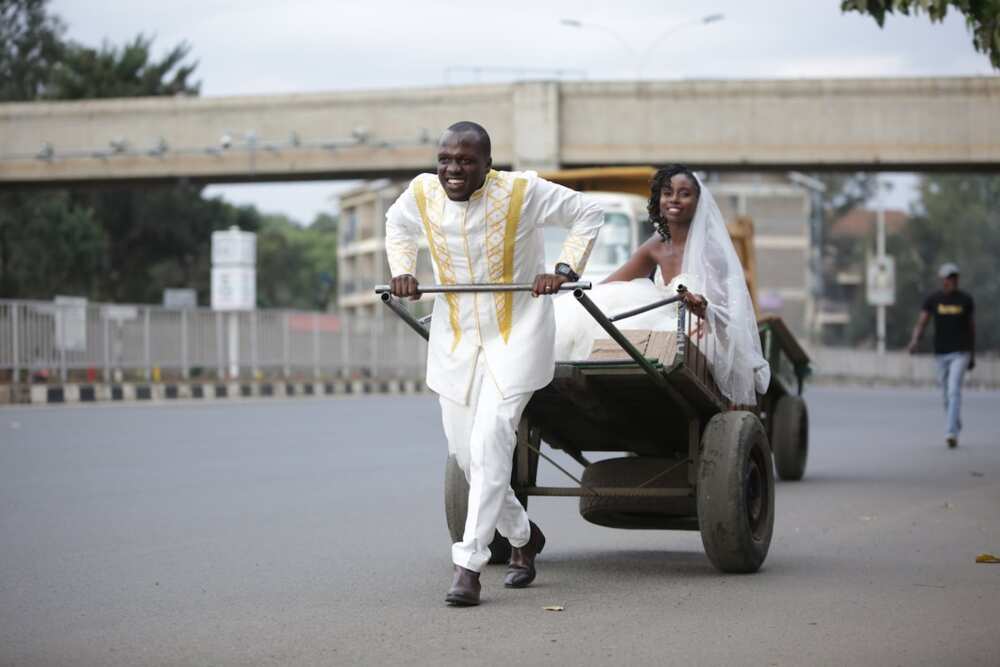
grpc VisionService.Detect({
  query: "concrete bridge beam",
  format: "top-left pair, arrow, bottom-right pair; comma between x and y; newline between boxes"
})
1,77 -> 998,187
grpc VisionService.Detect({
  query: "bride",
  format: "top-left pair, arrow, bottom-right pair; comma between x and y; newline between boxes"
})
554,164 -> 770,407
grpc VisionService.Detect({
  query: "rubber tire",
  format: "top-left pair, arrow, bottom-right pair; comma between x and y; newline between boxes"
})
771,395 -> 808,481
444,454 -> 513,565
696,411 -> 775,574
578,457 -> 696,530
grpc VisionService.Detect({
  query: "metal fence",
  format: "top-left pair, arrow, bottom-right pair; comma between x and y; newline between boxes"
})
1,297 -> 997,390
0,299 -> 427,384
808,346 -> 1000,389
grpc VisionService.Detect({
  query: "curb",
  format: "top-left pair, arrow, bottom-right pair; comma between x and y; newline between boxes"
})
7,379 -> 429,406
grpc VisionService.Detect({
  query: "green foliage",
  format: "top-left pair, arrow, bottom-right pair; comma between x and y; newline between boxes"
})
818,172 -> 877,288
0,0 -> 338,309
69,186 -> 263,304
256,213 -> 339,310
50,34 -> 199,99
0,190 -> 104,298
841,0 -> 1000,68
896,175 -> 1000,351
839,175 -> 1000,352
0,0 -> 65,101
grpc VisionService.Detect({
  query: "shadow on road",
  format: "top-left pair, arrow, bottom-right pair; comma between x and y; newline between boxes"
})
540,548 -> 720,579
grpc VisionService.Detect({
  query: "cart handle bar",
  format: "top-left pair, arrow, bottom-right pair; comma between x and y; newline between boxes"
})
608,285 -> 687,323
375,281 -> 591,295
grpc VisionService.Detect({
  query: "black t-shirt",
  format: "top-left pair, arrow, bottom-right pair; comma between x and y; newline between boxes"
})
922,290 -> 974,354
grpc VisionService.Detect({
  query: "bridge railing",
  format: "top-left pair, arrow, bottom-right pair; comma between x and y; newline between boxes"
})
0,299 -> 427,384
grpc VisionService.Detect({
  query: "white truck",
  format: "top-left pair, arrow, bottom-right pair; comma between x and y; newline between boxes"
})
543,191 -> 649,283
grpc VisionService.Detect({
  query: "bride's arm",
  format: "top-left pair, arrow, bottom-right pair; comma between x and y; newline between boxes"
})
601,237 -> 659,283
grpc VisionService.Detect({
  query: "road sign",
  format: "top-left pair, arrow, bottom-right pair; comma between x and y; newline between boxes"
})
211,266 -> 256,311
211,226 -> 256,311
866,255 -> 895,306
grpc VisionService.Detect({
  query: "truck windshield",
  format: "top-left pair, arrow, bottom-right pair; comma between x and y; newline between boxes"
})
544,212 -> 632,281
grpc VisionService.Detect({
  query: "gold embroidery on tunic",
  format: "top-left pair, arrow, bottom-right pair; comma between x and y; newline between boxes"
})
482,172 -> 526,343
413,178 -> 461,351
557,233 -> 596,275
385,236 -> 417,276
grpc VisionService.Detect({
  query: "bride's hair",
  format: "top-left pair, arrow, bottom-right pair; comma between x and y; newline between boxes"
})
647,164 -> 701,243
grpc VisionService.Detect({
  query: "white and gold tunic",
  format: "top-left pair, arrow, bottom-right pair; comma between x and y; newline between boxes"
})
385,170 -> 604,404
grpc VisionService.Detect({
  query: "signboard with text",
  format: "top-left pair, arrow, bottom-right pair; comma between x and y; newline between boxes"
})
211,227 -> 256,311
866,255 -> 896,306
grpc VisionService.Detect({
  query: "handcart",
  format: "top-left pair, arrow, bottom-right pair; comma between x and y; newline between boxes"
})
375,281 -> 809,574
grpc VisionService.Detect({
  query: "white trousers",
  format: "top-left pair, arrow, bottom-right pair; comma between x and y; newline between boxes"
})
440,351 -> 532,572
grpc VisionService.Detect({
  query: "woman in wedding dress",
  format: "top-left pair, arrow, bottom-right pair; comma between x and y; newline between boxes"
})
553,165 -> 770,406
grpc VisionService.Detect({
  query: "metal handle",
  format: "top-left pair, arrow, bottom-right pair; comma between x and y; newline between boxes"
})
379,293 -> 429,341
374,281 -> 592,295
608,285 -> 687,323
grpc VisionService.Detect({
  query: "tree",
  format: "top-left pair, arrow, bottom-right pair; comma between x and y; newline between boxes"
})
833,174 -> 1000,352
79,186 -> 262,303
841,0 -> 1000,69
255,212 -> 339,311
0,1 -> 339,309
0,0 -> 77,297
0,0 -> 65,101
891,174 -> 1000,352
0,191 -> 103,298
811,173 -> 878,346
49,33 -> 199,99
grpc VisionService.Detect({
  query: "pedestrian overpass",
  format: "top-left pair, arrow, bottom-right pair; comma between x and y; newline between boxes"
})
2,76 -> 998,187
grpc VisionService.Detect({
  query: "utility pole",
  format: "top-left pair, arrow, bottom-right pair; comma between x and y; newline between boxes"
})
876,183 -> 886,355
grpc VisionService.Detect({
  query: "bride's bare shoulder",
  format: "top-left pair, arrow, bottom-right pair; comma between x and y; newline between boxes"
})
640,234 -> 665,251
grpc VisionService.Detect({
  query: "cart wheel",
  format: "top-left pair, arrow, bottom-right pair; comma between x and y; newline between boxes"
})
578,457 -> 697,530
444,454 -> 513,565
697,411 -> 775,574
771,395 -> 808,481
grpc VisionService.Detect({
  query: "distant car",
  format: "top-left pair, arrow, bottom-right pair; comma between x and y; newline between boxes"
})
543,191 -> 649,283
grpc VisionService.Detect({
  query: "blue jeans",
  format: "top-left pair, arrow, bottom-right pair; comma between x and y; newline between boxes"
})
935,352 -> 970,438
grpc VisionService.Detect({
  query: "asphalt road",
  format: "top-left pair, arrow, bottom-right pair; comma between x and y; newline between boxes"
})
2,387 -> 998,666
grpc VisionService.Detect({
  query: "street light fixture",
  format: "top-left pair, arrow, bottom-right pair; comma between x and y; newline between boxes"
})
560,13 -> 725,79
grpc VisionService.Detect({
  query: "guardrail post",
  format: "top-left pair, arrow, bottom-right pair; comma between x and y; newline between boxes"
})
180,309 -> 189,380
250,310 -> 259,380
282,311 -> 290,379
312,312 -> 320,380
340,311 -> 350,379
215,311 -> 224,380
143,307 -> 151,381
58,303 -> 68,383
227,312 -> 239,380
11,304 -> 19,383
102,310 -> 110,382
371,311 -> 380,380
396,317 -> 405,379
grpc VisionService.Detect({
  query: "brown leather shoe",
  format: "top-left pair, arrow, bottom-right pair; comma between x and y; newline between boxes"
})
445,565 -> 481,606
504,521 -> 546,588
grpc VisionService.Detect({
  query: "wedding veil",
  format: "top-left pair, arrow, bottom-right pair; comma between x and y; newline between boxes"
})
683,176 -> 770,406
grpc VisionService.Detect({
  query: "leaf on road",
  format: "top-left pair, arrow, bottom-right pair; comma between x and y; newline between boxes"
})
543,605 -> 565,612
975,553 -> 1000,564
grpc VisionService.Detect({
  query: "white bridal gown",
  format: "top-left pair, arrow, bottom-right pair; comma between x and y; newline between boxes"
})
553,175 -> 769,406
553,268 -> 702,361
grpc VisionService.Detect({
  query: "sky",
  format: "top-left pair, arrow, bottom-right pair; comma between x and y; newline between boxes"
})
50,0 -> 996,222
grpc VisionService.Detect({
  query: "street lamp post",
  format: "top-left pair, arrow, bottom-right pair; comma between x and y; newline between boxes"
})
560,13 -> 725,79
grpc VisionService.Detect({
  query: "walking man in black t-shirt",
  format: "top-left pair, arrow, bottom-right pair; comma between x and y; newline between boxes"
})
907,262 -> 976,448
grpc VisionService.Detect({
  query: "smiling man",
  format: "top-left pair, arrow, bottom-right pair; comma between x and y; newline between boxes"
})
385,121 -> 603,606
